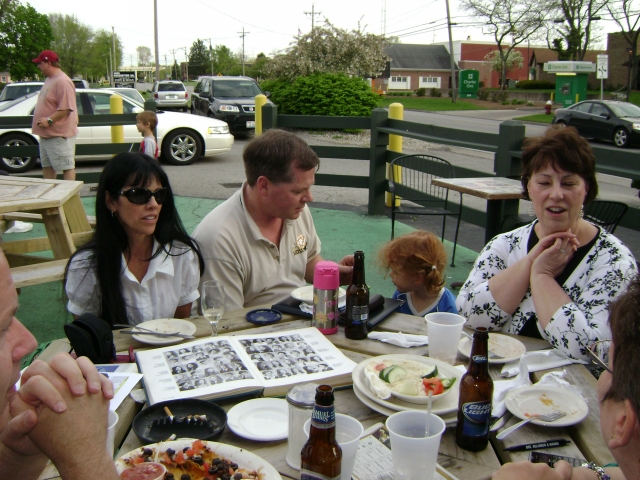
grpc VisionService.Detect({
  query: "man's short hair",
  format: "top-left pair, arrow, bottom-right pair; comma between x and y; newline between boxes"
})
243,129 -> 319,186
136,110 -> 158,130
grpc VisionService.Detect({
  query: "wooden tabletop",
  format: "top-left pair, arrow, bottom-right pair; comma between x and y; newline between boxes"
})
0,177 -> 84,214
36,307 -> 612,480
431,177 -> 524,201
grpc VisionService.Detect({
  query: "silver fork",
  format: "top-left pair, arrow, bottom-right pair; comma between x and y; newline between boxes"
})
461,331 -> 505,359
496,411 -> 566,440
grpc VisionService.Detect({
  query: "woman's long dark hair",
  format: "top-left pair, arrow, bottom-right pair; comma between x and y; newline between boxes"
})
64,152 -> 204,328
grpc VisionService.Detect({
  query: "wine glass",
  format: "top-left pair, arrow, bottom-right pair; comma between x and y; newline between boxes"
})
201,280 -> 225,337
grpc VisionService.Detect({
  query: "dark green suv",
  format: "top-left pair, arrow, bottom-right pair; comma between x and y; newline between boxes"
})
191,76 -> 269,136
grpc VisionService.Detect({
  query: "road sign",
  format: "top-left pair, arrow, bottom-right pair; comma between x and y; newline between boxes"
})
597,54 -> 608,79
113,71 -> 135,88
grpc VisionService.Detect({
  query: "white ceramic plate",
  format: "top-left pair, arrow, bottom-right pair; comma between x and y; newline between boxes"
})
458,333 -> 526,364
505,384 -> 589,427
353,382 -> 458,426
291,285 -> 346,304
227,398 -> 289,441
132,318 -> 197,346
352,354 -> 462,415
115,439 -> 282,479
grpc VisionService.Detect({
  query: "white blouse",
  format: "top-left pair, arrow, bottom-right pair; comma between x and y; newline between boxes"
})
66,239 -> 200,326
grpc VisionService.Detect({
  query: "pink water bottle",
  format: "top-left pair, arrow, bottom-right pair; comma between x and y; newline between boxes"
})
312,261 -> 340,335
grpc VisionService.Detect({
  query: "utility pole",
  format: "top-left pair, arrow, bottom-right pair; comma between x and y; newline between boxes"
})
238,28 -> 250,76
153,0 -> 160,82
444,0 -> 457,103
207,39 -> 214,75
304,3 -> 322,30
111,26 -> 116,87
169,49 -> 178,79
164,54 -> 168,80
381,0 -> 386,36
178,46 -> 188,81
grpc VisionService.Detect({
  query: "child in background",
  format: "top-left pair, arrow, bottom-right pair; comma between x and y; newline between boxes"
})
136,110 -> 159,159
378,231 -> 457,316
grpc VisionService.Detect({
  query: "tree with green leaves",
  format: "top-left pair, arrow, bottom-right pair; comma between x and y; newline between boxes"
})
484,50 -> 524,84
213,45 -> 240,75
263,20 -> 388,80
137,46 -> 151,67
607,0 -> 640,88
245,52 -> 269,80
89,29 -> 120,82
461,0 -> 548,89
48,14 -> 94,79
0,1 -> 52,80
189,39 -> 210,78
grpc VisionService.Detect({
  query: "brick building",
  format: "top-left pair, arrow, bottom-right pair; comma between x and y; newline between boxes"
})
607,32 -> 639,89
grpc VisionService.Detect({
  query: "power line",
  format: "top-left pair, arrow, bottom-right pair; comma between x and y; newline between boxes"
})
304,3 -> 323,30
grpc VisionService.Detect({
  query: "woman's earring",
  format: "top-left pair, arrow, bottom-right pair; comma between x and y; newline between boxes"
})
579,205 -> 584,220
110,210 -> 116,218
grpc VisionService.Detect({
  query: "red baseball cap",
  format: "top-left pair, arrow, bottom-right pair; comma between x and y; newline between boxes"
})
32,50 -> 59,63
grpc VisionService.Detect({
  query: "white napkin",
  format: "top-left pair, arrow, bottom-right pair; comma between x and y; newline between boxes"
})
501,350 -> 588,378
492,358 -> 531,417
367,331 -> 429,348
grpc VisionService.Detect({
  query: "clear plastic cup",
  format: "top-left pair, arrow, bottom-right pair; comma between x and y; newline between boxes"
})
107,410 -> 119,458
425,312 -> 466,364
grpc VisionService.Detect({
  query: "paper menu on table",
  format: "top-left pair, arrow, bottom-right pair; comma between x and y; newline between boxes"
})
352,423 -> 459,480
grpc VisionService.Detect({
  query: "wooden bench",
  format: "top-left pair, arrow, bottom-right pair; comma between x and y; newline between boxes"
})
0,212 -> 96,228
10,259 -> 68,289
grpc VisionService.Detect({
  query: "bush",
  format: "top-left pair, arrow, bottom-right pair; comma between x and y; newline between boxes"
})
502,101 -> 510,105
491,91 -> 508,103
527,101 -> 535,106
515,80 -> 555,90
416,88 -> 427,97
477,89 -> 489,101
260,73 -> 380,116
479,81 -> 485,88
429,87 -> 442,97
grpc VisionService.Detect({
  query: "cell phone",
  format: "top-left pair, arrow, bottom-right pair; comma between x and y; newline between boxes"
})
529,451 -> 586,468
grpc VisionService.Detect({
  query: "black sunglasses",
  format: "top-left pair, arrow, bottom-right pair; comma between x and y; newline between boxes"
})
118,187 -> 168,205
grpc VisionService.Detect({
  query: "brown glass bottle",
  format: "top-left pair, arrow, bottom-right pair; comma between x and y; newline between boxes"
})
300,385 -> 342,480
345,251 -> 369,340
455,327 -> 494,451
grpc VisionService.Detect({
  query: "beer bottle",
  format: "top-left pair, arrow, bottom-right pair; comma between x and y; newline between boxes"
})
345,251 -> 369,340
300,385 -> 342,480
455,327 -> 494,451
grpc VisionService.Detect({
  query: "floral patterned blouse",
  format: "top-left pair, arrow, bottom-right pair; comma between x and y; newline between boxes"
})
456,222 -> 637,361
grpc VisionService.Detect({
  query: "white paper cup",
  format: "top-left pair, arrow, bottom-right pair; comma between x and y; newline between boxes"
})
303,413 -> 364,480
425,312 -> 466,364
107,410 -> 119,458
386,411 -> 446,480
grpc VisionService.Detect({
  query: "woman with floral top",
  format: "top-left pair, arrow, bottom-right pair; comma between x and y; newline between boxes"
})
456,126 -> 636,363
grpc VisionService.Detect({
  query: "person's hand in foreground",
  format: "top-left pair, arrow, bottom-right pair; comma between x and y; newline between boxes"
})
7,353 -> 119,480
338,255 -> 354,285
492,460 -> 573,480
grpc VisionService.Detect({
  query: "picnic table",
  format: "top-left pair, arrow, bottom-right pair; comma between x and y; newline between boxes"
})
0,177 -> 93,287
35,307 -> 612,480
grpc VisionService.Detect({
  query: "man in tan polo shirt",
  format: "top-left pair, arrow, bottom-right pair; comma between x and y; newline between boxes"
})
193,129 -> 353,312
31,50 -> 78,181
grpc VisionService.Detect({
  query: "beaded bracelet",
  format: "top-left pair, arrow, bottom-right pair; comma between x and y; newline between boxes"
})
581,462 -> 611,480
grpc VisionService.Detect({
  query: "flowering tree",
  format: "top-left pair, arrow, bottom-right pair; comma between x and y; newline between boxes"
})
263,20 -> 389,80
484,49 -> 524,84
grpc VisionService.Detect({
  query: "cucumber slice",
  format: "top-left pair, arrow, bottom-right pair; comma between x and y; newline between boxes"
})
421,365 -> 438,379
379,365 -> 397,383
398,379 -> 418,395
441,377 -> 457,389
386,366 -> 407,383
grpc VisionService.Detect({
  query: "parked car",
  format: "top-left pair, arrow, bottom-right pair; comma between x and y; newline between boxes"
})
152,80 -> 189,111
552,100 -> 640,148
101,87 -> 146,105
0,81 -> 44,106
191,76 -> 269,136
0,89 -> 233,173
72,78 -> 90,89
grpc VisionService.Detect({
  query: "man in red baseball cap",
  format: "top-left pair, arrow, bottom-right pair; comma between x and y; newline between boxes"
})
31,50 -> 78,181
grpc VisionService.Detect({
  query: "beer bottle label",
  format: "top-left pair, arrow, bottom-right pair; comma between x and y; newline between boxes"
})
310,404 -> 336,429
301,470 -> 340,480
472,355 -> 488,363
349,305 -> 369,323
461,400 -> 491,437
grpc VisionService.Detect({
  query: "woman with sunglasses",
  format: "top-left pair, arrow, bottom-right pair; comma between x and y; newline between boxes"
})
492,273 -> 640,480
64,152 -> 204,327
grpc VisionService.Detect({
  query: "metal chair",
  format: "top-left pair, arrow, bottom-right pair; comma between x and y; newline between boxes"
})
584,200 -> 628,233
389,154 -> 462,266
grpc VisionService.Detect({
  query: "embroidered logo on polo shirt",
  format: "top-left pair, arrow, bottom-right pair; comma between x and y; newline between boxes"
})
292,234 -> 307,255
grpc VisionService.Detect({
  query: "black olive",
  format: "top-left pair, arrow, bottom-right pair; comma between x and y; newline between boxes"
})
181,474 -> 191,480
234,474 -> 243,480
191,455 -> 203,465
230,463 -> 238,470
166,448 -> 175,456
208,466 -> 218,474
165,474 -> 175,480
213,457 -> 222,464
183,446 -> 189,453
221,474 -> 231,480
143,448 -> 153,456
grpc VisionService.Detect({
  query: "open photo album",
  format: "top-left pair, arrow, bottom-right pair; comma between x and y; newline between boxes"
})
136,327 -> 357,405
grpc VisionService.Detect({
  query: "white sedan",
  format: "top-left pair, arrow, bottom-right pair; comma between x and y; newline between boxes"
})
0,89 -> 234,173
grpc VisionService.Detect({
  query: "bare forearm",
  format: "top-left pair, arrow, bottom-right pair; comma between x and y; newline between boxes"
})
305,254 -> 323,284
487,257 -> 533,314
55,454 -> 120,480
530,273 -> 571,329
50,109 -> 71,123
0,445 -> 48,480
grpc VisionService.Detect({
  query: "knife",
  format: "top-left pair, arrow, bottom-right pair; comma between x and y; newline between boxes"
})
118,330 -> 195,340
490,412 -> 513,432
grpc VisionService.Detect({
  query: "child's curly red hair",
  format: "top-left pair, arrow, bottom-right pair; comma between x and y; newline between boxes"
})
378,231 -> 447,295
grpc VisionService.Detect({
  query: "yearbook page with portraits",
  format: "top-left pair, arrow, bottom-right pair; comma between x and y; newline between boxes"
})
136,327 -> 357,405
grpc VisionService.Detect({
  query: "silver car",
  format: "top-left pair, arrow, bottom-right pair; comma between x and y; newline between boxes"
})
152,80 -> 189,111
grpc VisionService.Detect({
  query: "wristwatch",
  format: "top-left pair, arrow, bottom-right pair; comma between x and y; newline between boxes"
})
47,117 -> 53,125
